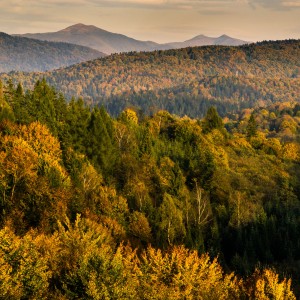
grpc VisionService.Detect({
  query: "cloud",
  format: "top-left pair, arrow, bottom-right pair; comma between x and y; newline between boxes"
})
0,0 -> 247,13
247,0 -> 300,9
0,0 -> 298,43
46,0 -> 245,10
2,0 -> 299,12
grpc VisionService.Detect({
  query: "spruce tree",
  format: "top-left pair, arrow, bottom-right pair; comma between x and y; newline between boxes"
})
64,98 -> 90,154
86,107 -> 117,176
246,113 -> 257,138
202,106 -> 224,134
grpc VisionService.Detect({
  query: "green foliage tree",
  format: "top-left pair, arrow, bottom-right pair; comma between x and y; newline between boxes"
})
247,113 -> 258,138
0,81 -> 15,122
202,106 -> 224,134
86,107 -> 118,176
157,193 -> 186,247
64,97 -> 90,153
0,227 -> 50,299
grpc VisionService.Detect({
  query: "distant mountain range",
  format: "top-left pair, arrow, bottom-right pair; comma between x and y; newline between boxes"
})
0,24 -> 249,73
17,23 -> 249,54
0,32 -> 105,72
162,34 -> 248,50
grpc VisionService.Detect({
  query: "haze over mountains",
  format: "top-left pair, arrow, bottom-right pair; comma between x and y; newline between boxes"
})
0,32 -> 105,72
17,23 -> 249,54
0,23 -> 249,73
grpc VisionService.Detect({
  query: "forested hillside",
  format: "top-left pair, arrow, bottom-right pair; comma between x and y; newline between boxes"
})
0,32 -> 105,72
2,39 -> 299,118
0,79 -> 299,298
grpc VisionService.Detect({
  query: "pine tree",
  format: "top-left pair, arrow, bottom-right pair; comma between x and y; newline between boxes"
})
0,80 -> 3,101
0,80 -> 15,122
202,106 -> 224,134
86,107 -> 117,176
64,98 -> 90,154
246,113 -> 257,138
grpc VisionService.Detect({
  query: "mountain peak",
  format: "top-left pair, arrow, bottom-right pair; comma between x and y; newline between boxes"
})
185,34 -> 209,42
16,25 -> 250,54
218,34 -> 231,39
215,34 -> 248,46
192,34 -> 208,39
60,23 -> 101,33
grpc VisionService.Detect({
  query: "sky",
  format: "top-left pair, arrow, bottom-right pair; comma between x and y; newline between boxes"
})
1,0 -> 299,43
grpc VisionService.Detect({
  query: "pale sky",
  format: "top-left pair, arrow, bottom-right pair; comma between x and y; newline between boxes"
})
1,0 -> 299,43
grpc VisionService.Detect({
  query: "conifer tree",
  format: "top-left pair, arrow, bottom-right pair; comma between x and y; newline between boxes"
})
0,81 -> 15,122
202,106 -> 224,134
64,98 -> 90,154
86,107 -> 117,176
246,113 -> 258,138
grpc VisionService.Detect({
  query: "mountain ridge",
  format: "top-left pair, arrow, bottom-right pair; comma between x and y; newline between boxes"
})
16,23 -> 249,54
0,32 -> 106,72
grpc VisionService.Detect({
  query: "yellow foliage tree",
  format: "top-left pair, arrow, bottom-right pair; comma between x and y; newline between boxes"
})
281,143 -> 300,161
249,268 -> 296,300
0,227 -> 51,299
1,136 -> 38,202
139,245 -> 241,299
55,215 -> 138,299
129,211 -> 152,243
0,122 -> 70,230
120,108 -> 138,125
18,121 -> 69,188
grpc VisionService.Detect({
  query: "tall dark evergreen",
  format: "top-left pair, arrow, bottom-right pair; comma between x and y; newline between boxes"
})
202,106 -> 224,133
246,113 -> 258,138
64,98 -> 90,154
0,80 -> 14,122
86,107 -> 117,176
12,82 -> 30,124
15,83 -> 23,97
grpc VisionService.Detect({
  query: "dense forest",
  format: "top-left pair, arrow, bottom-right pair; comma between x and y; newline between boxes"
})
0,32 -> 105,72
0,79 -> 300,298
2,39 -> 299,118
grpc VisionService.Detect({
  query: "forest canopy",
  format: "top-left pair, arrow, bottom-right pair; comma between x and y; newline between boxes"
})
2,39 -> 299,118
0,79 -> 300,298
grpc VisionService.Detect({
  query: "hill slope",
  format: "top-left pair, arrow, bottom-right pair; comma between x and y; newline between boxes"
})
2,40 -> 300,117
17,23 -> 248,54
0,32 -> 106,72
